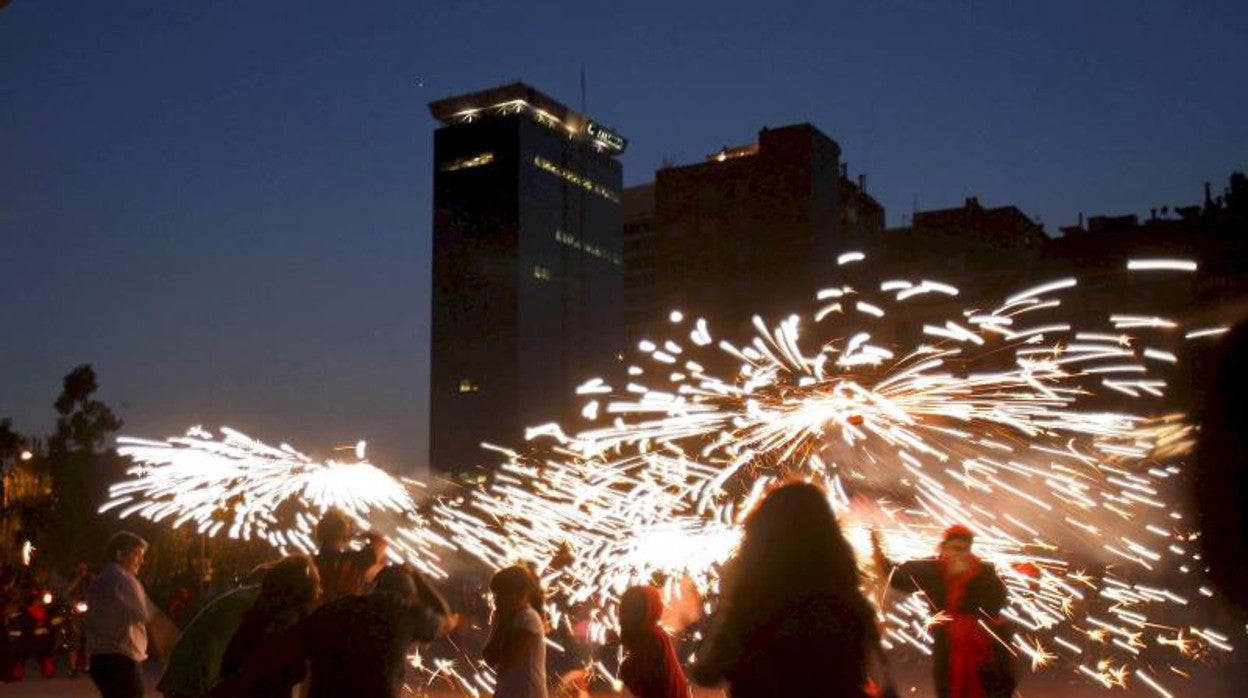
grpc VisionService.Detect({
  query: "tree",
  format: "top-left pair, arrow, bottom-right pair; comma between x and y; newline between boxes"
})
49,364 -> 123,454
0,418 -> 22,458
41,365 -> 125,566
2,417 -> 23,521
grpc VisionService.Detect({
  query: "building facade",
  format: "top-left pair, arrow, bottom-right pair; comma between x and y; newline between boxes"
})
623,124 -> 879,342
429,83 -> 626,475
881,196 -> 1048,299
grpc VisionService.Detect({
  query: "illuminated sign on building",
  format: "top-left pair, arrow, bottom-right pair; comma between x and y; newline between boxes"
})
586,121 -> 627,153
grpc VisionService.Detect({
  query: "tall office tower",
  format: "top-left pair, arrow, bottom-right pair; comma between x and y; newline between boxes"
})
428,83 -> 626,476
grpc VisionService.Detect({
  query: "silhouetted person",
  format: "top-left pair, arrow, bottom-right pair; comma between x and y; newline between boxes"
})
86,531 -> 154,698
484,565 -> 548,698
693,482 -> 878,697
220,555 -> 321,697
618,585 -> 690,698
64,561 -> 93,675
0,563 -> 18,682
313,508 -> 388,602
873,525 -> 1014,698
1193,321 -> 1248,609
209,564 -> 453,698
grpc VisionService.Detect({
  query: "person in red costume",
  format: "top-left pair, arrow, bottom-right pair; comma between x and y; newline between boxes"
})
872,525 -> 1016,698
617,585 -> 690,698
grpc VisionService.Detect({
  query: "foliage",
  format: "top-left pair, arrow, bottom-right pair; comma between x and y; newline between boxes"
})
49,364 -> 123,455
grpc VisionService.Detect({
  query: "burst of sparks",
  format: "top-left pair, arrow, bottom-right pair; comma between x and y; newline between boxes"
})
421,254 -> 1230,692
102,426 -> 453,579
106,254 -> 1232,694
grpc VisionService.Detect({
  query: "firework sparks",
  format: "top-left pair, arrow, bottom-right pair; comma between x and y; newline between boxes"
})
105,253 -> 1232,694
422,253 -> 1230,693
103,426 -> 453,579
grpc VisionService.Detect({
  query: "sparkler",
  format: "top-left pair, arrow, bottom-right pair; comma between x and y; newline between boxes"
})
102,426 -> 454,579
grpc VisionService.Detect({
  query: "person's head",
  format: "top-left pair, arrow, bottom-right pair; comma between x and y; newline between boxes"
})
256,554 -> 321,617
104,532 -> 148,575
245,560 -> 277,585
618,585 -> 663,648
939,524 -> 975,571
490,565 -> 537,613
315,508 -> 353,553
728,481 -> 864,622
372,565 -> 418,600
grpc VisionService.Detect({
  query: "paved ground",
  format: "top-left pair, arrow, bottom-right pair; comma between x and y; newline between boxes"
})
4,657 -> 1244,696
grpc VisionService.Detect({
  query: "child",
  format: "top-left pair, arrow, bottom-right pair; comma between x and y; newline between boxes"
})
484,566 -> 548,698
618,586 -> 690,698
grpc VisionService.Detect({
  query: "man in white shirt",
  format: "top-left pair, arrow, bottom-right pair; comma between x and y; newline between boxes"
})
86,531 -> 153,698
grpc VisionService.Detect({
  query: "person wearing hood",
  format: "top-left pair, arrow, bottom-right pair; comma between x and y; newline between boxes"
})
617,585 -> 690,698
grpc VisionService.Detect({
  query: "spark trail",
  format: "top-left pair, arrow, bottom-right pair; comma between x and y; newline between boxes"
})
103,426 -> 453,579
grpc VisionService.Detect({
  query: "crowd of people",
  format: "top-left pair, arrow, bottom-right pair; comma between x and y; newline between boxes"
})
0,558 -> 93,681
15,483 -> 1017,697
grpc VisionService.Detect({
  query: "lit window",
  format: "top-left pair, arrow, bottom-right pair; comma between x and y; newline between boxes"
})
532,265 -> 551,281
441,152 -> 495,172
555,229 -> 622,265
531,156 -> 620,203
457,379 -> 479,393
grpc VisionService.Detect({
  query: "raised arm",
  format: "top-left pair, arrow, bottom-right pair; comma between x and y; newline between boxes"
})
407,570 -> 454,641
871,530 -> 910,592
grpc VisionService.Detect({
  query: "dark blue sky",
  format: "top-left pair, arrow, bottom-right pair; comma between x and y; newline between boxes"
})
2,2 -> 1244,473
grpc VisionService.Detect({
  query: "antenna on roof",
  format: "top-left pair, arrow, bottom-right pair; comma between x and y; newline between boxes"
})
580,64 -> 587,115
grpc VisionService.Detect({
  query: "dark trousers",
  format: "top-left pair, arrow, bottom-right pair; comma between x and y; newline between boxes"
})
90,653 -> 144,698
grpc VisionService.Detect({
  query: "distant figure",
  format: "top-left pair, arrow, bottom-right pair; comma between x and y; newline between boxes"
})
484,565 -> 548,698
220,555 -> 321,697
208,564 -> 453,698
64,561 -> 93,676
692,482 -> 878,697
313,508 -> 388,602
1193,321 -> 1248,608
873,525 -> 1015,698
0,563 -> 18,682
85,531 -> 154,698
617,585 -> 690,698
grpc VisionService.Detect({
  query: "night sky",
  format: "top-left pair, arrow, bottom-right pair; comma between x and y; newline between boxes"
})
2,2 -> 1245,474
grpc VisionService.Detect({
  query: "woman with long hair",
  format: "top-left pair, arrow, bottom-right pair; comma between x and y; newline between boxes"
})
219,555 -> 320,698
484,565 -> 548,698
692,481 -> 879,697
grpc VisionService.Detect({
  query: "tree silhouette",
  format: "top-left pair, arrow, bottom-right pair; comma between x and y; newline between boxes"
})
1,417 -> 24,517
40,365 -> 125,565
49,364 -> 123,455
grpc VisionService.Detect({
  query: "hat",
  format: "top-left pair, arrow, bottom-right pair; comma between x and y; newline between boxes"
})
942,524 -> 975,543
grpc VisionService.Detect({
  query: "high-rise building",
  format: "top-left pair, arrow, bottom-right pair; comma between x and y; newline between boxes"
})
428,83 -> 626,475
624,124 -> 880,341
